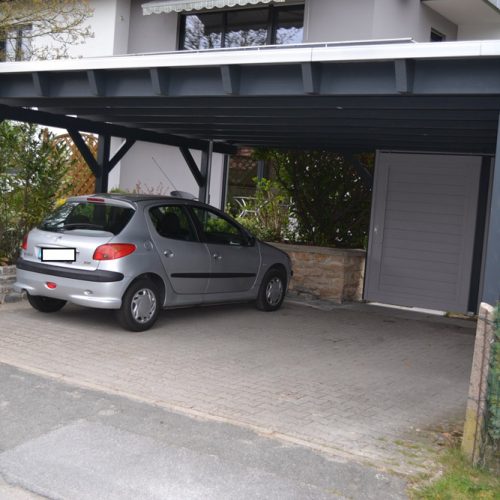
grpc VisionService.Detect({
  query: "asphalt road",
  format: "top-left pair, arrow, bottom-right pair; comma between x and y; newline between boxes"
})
0,363 -> 408,500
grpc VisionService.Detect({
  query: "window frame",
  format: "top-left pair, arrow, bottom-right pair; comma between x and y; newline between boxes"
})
149,204 -> 201,243
430,28 -> 446,42
39,201 -> 135,236
178,4 -> 305,51
1,24 -> 32,62
187,205 -> 255,247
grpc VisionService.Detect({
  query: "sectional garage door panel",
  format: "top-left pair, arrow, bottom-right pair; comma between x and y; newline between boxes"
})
364,153 -> 481,313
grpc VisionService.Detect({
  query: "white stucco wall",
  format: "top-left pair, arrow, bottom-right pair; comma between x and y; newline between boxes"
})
115,142 -> 225,208
304,0 -> 457,43
372,0 -> 457,41
458,22 -> 500,40
304,0 -> 375,43
64,0 -> 124,58
127,0 -> 178,54
32,0 -> 131,59
113,0 -> 132,54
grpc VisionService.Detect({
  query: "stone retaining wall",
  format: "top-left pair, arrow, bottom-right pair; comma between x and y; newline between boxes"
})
270,243 -> 366,303
0,265 -> 22,304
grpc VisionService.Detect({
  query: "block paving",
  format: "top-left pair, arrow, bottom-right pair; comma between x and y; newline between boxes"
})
0,300 -> 475,473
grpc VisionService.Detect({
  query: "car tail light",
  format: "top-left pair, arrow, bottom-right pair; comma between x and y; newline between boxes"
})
87,197 -> 105,203
21,234 -> 28,251
93,243 -> 136,260
46,282 -> 57,289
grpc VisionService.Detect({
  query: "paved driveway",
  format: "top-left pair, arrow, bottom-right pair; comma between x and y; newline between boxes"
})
0,299 -> 475,473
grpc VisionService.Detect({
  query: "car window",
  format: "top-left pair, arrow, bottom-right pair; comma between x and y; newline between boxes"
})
39,202 -> 134,235
191,207 -> 247,246
149,205 -> 197,242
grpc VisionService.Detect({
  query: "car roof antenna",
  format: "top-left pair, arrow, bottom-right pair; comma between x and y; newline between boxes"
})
151,156 -> 197,200
151,156 -> 178,192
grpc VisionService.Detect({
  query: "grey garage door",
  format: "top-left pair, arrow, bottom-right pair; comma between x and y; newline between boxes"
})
364,152 -> 481,313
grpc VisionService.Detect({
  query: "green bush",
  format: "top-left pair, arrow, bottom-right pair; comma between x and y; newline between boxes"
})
0,121 -> 73,264
232,177 -> 290,242
255,150 -> 373,249
487,306 -> 500,442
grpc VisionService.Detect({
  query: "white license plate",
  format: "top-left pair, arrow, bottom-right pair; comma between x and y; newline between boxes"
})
41,248 -> 76,262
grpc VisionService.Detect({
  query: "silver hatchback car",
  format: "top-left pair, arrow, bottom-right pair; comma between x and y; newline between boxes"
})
15,194 -> 292,331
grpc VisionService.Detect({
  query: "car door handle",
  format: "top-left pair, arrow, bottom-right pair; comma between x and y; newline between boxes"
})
163,249 -> 174,258
212,252 -> 222,260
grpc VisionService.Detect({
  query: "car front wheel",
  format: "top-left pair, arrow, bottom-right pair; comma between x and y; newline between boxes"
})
116,279 -> 160,332
256,269 -> 286,312
27,294 -> 66,313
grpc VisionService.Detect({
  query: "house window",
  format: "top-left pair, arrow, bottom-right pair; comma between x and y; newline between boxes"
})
180,5 -> 304,50
430,29 -> 445,42
0,25 -> 32,61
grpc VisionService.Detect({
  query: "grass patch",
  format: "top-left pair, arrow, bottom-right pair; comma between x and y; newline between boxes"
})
411,447 -> 500,499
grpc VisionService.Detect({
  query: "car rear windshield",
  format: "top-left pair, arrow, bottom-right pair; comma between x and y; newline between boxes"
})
39,202 -> 135,235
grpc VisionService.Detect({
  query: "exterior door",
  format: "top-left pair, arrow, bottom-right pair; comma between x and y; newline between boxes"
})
364,152 -> 481,313
189,206 -> 260,294
148,204 -> 211,295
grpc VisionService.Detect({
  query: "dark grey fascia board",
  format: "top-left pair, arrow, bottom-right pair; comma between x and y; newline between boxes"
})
2,53 -> 500,101
0,104 -> 236,154
0,58 -> 498,99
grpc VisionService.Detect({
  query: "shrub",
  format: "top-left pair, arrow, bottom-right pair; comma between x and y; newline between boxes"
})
255,150 -> 373,249
232,177 -> 290,242
0,121 -> 73,264
486,305 -> 500,466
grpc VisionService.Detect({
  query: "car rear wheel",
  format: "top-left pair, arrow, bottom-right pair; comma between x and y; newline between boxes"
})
256,269 -> 286,312
27,294 -> 66,313
116,279 -> 160,332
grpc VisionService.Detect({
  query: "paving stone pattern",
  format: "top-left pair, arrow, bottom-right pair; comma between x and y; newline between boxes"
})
0,300 -> 475,473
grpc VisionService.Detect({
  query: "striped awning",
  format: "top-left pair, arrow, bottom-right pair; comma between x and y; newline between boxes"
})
142,0 -> 285,15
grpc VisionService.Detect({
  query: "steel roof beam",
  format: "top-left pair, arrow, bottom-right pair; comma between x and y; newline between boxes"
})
179,147 -> 205,188
0,104 -> 235,154
4,95 -> 500,110
111,123 -> 496,134
220,65 -> 240,95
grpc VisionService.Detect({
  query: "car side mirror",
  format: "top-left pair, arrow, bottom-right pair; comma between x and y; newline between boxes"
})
246,235 -> 256,247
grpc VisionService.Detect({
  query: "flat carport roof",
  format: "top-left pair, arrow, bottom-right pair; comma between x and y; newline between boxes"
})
0,39 -> 499,305
0,39 -> 500,153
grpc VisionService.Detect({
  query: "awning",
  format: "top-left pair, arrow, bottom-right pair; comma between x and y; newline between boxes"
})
142,0 -> 285,15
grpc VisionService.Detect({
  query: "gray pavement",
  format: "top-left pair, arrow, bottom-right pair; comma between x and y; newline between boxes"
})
0,299 -> 476,475
0,363 -> 407,500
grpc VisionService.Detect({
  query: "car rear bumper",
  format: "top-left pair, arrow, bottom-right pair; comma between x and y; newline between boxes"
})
17,258 -> 124,282
14,266 -> 127,309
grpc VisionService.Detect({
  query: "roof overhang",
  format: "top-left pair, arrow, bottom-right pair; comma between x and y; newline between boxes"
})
1,40 -> 500,154
142,0 -> 285,15
421,0 -> 500,25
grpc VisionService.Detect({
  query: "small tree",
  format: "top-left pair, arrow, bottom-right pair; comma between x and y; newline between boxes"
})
256,150 -> 373,249
234,177 -> 290,242
0,121 -> 73,264
0,0 -> 93,61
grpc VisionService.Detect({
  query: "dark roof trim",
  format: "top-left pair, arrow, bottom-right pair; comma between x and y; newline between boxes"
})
0,104 -> 236,154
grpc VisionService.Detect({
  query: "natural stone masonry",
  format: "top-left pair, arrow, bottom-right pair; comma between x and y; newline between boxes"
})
270,243 -> 365,303
0,300 -> 474,474
0,266 -> 21,304
462,302 -> 495,464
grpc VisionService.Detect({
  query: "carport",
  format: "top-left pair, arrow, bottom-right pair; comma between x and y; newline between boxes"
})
0,39 -> 499,312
